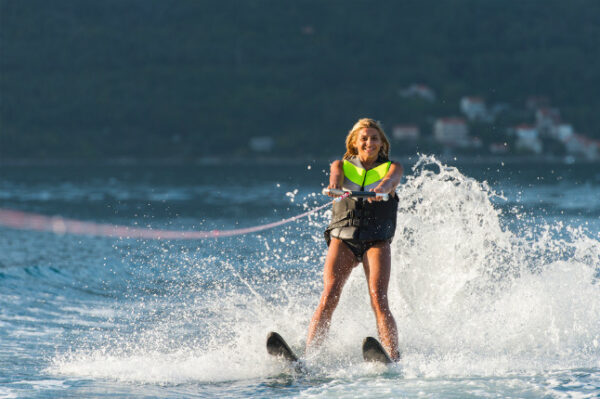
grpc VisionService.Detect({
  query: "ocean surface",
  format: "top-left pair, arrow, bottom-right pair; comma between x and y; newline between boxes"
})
1,155 -> 599,398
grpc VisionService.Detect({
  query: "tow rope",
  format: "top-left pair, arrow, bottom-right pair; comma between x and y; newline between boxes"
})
0,192 -> 351,240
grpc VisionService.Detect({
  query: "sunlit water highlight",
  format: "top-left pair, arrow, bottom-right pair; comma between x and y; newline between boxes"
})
1,156 -> 599,398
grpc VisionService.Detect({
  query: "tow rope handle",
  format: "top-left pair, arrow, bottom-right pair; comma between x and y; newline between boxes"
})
322,188 -> 389,201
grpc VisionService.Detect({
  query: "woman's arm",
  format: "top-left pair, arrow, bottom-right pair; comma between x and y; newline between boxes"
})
371,162 -> 403,199
326,160 -> 344,196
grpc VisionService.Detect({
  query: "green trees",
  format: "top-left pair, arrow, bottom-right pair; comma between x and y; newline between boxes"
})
1,1 -> 599,159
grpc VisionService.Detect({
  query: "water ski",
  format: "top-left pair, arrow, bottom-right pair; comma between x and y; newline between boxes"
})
362,336 -> 394,364
266,331 -> 299,363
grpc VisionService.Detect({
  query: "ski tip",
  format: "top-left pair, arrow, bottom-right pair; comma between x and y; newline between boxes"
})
362,336 -> 394,364
266,331 -> 299,363
266,331 -> 284,354
266,331 -> 282,343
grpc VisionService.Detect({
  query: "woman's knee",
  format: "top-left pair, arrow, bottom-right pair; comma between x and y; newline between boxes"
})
369,289 -> 390,313
320,281 -> 344,305
325,280 -> 345,296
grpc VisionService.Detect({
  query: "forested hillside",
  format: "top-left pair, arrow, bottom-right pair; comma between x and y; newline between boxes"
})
1,0 -> 599,159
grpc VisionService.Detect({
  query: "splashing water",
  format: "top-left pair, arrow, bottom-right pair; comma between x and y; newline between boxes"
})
42,156 -> 600,395
388,156 -> 600,377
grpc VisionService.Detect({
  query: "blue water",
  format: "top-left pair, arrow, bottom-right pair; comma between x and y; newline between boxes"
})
1,156 -> 599,398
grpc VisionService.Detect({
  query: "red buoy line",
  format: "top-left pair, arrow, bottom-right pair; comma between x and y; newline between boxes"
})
0,193 -> 352,240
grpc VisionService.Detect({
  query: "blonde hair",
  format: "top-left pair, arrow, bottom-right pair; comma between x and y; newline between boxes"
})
343,118 -> 390,160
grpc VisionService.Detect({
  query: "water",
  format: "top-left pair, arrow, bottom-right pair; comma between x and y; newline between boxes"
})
1,156 -> 599,398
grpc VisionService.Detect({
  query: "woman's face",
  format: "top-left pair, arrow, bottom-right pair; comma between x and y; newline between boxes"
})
355,128 -> 382,160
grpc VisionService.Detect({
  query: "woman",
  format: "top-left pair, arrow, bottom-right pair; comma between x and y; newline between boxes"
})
306,118 -> 403,361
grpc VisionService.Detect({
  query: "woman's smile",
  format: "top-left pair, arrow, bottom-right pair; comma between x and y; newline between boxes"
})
356,127 -> 382,161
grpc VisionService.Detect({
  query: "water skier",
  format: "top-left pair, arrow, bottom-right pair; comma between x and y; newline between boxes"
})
306,118 -> 403,361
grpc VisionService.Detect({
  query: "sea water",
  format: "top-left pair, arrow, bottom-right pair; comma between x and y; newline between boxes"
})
0,156 -> 599,398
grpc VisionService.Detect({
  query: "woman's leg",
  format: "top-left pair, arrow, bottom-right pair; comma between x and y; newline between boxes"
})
362,242 -> 400,361
306,238 -> 357,350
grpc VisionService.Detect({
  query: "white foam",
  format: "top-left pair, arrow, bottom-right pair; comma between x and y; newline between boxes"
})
55,348 -> 277,384
0,387 -> 17,399
52,155 -> 600,384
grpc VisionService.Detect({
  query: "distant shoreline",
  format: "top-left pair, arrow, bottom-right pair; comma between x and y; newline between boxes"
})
0,154 -> 597,167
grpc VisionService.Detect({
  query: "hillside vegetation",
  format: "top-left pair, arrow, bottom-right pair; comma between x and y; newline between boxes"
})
1,0 -> 599,159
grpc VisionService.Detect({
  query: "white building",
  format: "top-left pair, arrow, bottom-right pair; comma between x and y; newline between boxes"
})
399,84 -> 436,102
460,96 -> 488,121
564,134 -> 600,160
514,124 -> 542,154
392,125 -> 420,141
434,118 -> 468,146
552,124 -> 574,142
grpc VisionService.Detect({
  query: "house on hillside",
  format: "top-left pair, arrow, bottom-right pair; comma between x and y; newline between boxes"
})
399,84 -> 436,102
564,134 -> 600,160
552,124 -> 574,142
460,96 -> 489,122
514,124 -> 542,154
392,125 -> 420,141
434,118 -> 468,147
535,107 -> 560,135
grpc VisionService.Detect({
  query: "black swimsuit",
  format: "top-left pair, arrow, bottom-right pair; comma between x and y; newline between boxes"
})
337,238 -> 391,262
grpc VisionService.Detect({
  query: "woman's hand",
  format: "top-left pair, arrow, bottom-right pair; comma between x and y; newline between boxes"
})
369,179 -> 393,202
327,160 -> 344,197
368,162 -> 403,202
326,182 -> 343,197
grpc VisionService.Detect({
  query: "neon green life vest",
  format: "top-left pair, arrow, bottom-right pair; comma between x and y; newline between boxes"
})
342,157 -> 392,191
325,156 -> 398,243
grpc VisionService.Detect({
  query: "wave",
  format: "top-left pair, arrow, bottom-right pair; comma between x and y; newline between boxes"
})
51,155 -> 600,383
